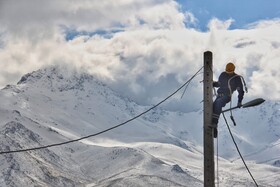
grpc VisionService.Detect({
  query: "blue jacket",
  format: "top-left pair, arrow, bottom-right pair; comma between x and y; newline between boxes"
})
213,72 -> 244,102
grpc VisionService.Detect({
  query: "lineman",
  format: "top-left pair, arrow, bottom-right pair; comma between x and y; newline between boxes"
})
211,62 -> 245,138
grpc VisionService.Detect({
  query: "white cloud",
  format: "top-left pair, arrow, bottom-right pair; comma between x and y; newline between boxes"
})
0,0 -> 184,40
184,11 -> 198,27
0,1 -> 279,112
246,19 -> 280,29
208,18 -> 234,30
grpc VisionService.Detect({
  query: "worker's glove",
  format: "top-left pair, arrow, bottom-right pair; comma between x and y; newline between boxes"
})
237,101 -> 242,108
213,81 -> 220,87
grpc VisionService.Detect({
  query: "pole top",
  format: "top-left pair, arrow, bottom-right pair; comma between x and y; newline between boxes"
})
204,51 -> 212,54
204,51 -> 212,61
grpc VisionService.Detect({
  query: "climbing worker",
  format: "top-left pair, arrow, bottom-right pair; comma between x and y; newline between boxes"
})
211,62 -> 245,138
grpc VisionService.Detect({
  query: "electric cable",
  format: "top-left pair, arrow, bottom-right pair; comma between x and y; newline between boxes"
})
0,66 -> 204,155
180,79 -> 191,99
222,112 -> 259,187
216,133 -> 219,187
181,71 -> 204,99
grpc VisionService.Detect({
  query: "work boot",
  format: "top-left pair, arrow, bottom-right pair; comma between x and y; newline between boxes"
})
212,118 -> 218,127
209,117 -> 218,128
213,127 -> 218,138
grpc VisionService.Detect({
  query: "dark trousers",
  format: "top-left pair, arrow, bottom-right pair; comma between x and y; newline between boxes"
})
212,95 -> 231,127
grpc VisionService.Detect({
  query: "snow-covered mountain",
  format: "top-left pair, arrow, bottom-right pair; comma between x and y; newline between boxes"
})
0,66 -> 279,187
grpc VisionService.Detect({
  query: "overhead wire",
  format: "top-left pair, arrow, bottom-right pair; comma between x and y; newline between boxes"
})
0,66 -> 204,155
181,71 -> 204,99
212,67 -> 219,187
222,112 -> 259,187
180,80 -> 191,99
216,133 -> 219,187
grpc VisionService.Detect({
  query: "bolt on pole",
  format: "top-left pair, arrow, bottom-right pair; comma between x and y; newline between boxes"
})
203,51 -> 215,187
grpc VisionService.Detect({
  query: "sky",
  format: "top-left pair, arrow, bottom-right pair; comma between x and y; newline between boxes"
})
177,0 -> 280,30
0,0 -> 279,112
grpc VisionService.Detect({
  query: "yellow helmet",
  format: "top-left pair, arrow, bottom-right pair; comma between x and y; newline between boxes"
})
225,62 -> 235,73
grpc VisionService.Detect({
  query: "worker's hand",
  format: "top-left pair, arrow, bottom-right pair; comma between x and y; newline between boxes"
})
237,101 -> 242,108
213,81 -> 220,87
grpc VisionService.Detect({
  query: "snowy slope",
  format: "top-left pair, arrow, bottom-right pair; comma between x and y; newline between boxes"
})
0,66 -> 279,187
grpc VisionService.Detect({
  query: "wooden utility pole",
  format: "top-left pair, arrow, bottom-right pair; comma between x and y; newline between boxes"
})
203,51 -> 215,187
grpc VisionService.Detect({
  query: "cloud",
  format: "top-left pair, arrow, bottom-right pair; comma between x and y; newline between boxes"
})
184,11 -> 198,27
207,18 -> 234,30
0,1 -> 280,112
0,0 -> 184,40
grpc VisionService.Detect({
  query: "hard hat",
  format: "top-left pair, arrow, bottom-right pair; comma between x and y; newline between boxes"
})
225,62 -> 235,73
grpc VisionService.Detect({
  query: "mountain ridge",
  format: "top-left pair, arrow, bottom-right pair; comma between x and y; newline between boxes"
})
0,66 -> 279,186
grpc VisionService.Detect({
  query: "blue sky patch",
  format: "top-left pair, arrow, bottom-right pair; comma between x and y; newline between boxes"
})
63,27 -> 124,41
177,0 -> 280,31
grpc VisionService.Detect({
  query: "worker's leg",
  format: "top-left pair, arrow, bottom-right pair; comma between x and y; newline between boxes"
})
212,96 -> 231,127
211,96 -> 231,138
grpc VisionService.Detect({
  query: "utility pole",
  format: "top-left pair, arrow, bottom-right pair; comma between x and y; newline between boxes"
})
203,51 -> 215,187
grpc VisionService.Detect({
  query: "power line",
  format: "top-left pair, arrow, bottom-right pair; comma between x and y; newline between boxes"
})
181,71 -> 204,99
0,66 -> 204,155
180,79 -> 191,99
216,134 -> 219,187
222,112 -> 259,187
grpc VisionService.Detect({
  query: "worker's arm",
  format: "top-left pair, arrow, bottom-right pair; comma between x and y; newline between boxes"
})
213,73 -> 223,87
236,77 -> 245,107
